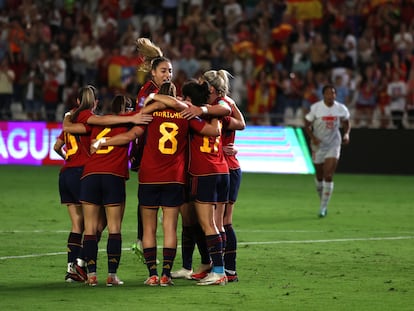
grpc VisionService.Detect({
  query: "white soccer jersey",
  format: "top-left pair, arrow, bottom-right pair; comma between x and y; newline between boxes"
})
305,100 -> 350,153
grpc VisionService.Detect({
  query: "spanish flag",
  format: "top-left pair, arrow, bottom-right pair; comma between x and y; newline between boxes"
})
108,55 -> 144,90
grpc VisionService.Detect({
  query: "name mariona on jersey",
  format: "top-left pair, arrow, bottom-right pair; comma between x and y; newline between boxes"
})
153,111 -> 183,119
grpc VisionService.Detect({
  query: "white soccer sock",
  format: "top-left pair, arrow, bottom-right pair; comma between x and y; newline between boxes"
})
315,178 -> 323,199
320,181 -> 334,212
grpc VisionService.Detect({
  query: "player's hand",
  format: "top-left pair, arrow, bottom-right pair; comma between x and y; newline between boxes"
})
342,133 -> 350,145
223,143 -> 238,156
90,138 -> 107,154
90,139 -> 98,154
132,112 -> 153,124
181,105 -> 201,120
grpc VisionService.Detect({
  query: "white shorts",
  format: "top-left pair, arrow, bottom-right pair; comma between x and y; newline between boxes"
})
311,144 -> 341,164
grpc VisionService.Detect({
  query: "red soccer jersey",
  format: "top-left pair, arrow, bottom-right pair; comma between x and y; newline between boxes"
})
139,109 -> 207,184
135,80 -> 159,112
188,97 -> 231,176
131,80 -> 159,171
59,130 -> 91,171
60,110 -> 93,171
76,109 -> 94,125
188,122 -> 229,176
221,114 -> 240,170
82,124 -> 130,179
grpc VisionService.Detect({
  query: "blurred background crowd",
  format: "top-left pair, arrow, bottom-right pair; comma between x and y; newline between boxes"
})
0,0 -> 413,128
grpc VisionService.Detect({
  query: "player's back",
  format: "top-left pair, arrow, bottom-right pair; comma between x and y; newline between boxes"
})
139,107 -> 190,184
82,124 -> 130,179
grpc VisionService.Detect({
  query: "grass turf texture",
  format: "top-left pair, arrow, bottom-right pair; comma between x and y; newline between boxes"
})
0,165 -> 413,311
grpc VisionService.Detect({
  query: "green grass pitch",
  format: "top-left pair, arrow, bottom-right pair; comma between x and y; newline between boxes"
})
0,165 -> 413,311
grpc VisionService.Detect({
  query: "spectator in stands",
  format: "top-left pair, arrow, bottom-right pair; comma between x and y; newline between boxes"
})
60,15 -> 76,46
354,65 -> 378,128
332,75 -> 350,107
84,37 -> 103,86
43,67 -> 59,122
177,43 -> 200,79
93,6 -> 117,40
7,17 -> 26,63
343,27 -> 358,67
376,24 -> 394,64
301,69 -> 319,117
0,57 -> 15,120
309,33 -> 329,74
247,69 -> 276,125
330,46 -> 354,89
9,50 -> 27,107
376,74 -> 391,129
44,48 -> 66,107
357,27 -> 375,71
387,71 -> 407,129
393,23 -> 413,56
63,81 -> 80,113
20,61 -> 44,121
223,0 -> 243,32
390,51 -> 408,81
406,61 -> 414,128
69,33 -> 87,86
117,0 -> 135,35
0,0 -> 411,129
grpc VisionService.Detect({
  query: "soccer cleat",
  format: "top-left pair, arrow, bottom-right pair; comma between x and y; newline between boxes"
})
131,242 -> 146,264
86,274 -> 98,286
160,275 -> 174,287
73,263 -> 88,281
144,275 -> 160,286
171,267 -> 193,279
191,271 -> 209,281
225,270 -> 239,282
106,275 -> 124,286
190,263 -> 212,280
226,274 -> 239,283
319,208 -> 327,218
65,272 -> 83,283
196,272 -> 227,286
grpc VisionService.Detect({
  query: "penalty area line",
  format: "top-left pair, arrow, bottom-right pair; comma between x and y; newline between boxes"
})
1,236 -> 413,261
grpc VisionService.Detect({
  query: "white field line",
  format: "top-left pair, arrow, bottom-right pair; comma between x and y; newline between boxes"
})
0,229 -> 326,234
2,229 -> 414,234
1,235 -> 413,260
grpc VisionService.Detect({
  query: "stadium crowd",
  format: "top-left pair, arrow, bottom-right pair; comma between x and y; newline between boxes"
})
0,0 -> 413,128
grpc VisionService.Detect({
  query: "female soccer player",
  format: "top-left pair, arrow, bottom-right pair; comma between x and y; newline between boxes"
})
54,130 -> 89,283
180,73 -> 233,286
62,87 -> 151,285
95,81 -> 221,286
130,38 -> 173,258
80,95 -> 141,286
221,96 -> 246,282
304,84 -> 351,217
172,70 -> 245,284
54,86 -> 109,283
